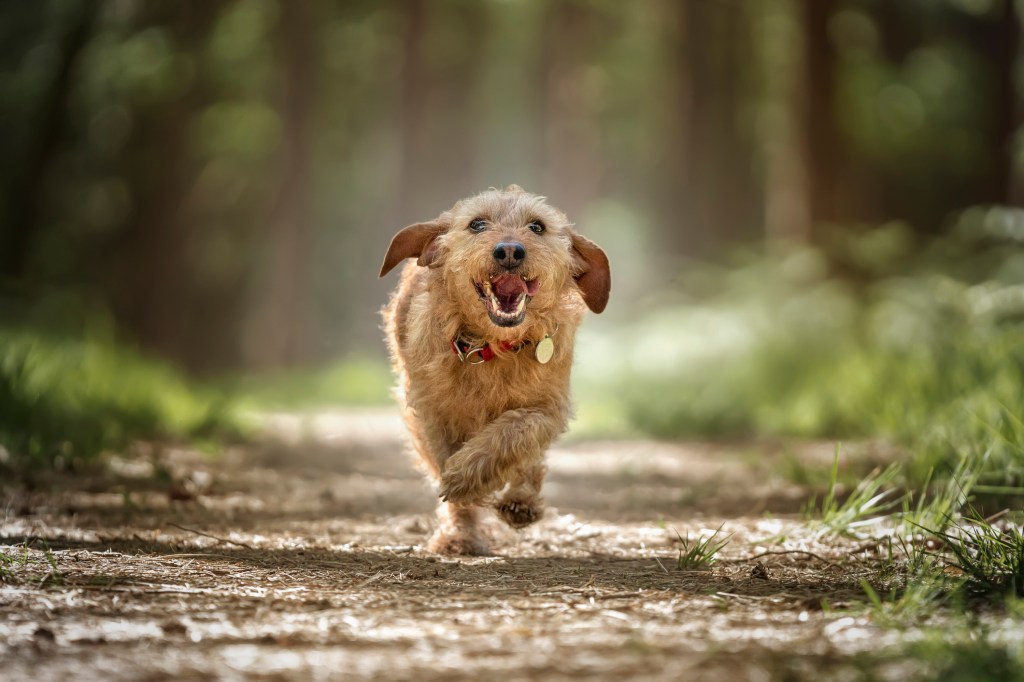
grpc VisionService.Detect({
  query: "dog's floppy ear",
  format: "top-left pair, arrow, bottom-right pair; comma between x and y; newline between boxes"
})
569,231 -> 611,313
379,219 -> 447,277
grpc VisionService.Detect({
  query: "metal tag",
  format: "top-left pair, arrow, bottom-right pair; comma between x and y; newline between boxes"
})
535,335 -> 554,364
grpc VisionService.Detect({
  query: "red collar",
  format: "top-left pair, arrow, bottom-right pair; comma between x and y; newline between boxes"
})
450,335 -> 527,364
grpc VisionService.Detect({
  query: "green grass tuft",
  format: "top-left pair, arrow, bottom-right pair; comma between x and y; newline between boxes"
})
805,444 -> 902,537
674,525 -> 730,570
899,456 -> 980,533
932,512 -> 1024,600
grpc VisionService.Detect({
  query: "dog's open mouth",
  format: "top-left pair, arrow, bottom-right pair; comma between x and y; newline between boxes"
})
474,274 -> 540,327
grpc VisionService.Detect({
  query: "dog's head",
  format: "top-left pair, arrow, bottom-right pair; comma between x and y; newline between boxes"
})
380,185 -> 610,332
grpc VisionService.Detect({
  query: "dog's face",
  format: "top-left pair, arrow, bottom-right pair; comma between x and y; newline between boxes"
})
380,186 -> 610,333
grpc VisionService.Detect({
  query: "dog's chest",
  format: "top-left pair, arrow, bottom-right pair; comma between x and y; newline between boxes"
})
412,352 -> 569,439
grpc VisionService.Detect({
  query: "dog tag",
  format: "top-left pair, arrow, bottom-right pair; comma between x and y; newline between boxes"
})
535,335 -> 554,364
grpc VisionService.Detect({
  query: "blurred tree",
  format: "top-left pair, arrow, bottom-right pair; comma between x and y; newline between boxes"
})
1,0 -> 96,280
110,2 -> 226,371
0,0 -> 1021,376
397,0 -> 486,223
664,0 -> 761,255
988,0 -> 1021,205
244,0 -> 313,369
834,0 -> 1021,230
397,0 -> 428,223
540,0 -> 603,221
758,0 -> 812,245
802,0 -> 850,228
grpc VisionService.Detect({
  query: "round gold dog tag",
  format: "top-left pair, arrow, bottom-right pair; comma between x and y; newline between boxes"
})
535,335 -> 554,364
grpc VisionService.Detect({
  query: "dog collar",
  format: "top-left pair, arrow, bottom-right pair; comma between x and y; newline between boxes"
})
450,335 -> 525,364
450,329 -> 556,365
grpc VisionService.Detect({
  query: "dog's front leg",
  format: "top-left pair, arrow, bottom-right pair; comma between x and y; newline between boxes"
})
427,501 -> 491,555
439,407 -> 562,506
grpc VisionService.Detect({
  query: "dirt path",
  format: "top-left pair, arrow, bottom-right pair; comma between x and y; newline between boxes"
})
0,410 -> 929,680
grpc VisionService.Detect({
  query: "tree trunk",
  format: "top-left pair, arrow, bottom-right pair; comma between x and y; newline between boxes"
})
762,0 -> 812,245
678,0 -> 760,254
652,0 -> 693,257
397,0 -> 486,222
992,0 -> 1023,205
1,0 -> 96,280
244,1 -> 314,369
803,0 -> 839,225
540,0 -> 603,221
397,0 -> 428,223
109,3 -> 220,369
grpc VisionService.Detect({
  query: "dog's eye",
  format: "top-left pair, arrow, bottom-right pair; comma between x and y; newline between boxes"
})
468,218 -> 487,233
528,220 -> 545,234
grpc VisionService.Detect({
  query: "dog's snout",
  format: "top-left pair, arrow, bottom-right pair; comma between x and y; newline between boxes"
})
492,242 -> 526,268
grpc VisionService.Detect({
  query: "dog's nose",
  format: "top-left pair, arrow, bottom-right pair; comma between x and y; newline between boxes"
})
492,242 -> 526,268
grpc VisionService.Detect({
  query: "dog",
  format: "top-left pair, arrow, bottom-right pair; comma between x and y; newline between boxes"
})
379,185 -> 610,555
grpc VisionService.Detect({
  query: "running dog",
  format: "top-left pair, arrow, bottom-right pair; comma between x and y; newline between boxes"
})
379,185 -> 610,554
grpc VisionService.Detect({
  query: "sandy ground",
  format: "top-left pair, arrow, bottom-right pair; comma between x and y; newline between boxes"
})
0,409 -> 973,680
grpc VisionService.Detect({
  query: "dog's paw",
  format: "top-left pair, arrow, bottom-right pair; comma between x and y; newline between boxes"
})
438,471 -> 485,505
427,530 -> 491,556
438,455 -> 498,505
496,498 -> 543,529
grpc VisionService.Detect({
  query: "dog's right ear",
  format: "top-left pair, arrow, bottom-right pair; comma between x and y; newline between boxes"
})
379,219 -> 447,277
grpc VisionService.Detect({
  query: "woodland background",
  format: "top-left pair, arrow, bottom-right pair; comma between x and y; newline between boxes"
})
3,5 -> 1024,677
1,0 -> 1023,476
2,0 -> 1019,369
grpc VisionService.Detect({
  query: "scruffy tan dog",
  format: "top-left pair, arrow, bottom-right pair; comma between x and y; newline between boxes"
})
379,185 -> 610,555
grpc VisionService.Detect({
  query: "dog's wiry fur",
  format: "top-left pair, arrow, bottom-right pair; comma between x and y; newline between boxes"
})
380,185 -> 610,555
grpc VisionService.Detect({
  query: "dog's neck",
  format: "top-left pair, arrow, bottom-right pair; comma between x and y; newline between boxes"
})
449,324 -> 556,364
450,333 -> 527,363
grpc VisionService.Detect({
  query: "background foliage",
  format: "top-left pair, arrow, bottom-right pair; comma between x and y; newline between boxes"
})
0,0 -> 1022,471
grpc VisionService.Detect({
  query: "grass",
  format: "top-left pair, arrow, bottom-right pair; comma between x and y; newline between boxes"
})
39,541 -> 64,586
0,319 -> 398,469
0,539 -> 64,586
228,356 -> 393,411
934,512 -> 1024,600
855,627 -> 1024,682
847,500 -> 1024,631
858,533 -> 952,624
899,456 -> 981,532
804,444 -> 902,537
861,573 -> 949,625
0,543 -> 30,582
0,328 -> 240,467
577,221 -> 1024,496
674,525 -> 730,570
781,443 -> 1021,620
908,634 -> 1024,682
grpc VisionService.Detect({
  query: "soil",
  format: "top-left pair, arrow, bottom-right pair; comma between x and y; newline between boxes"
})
0,409 -> 959,680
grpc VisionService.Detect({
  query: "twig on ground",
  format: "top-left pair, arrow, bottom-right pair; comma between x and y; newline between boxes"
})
723,550 -> 843,570
168,523 -> 254,550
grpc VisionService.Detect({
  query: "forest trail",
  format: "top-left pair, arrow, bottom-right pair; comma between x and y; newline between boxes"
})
2,409 -> 898,680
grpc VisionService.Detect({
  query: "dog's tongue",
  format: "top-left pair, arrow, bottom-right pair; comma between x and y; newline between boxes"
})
491,274 -> 527,299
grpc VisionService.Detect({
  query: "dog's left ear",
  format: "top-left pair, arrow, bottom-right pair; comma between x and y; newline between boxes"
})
569,231 -> 611,313
379,219 -> 448,277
